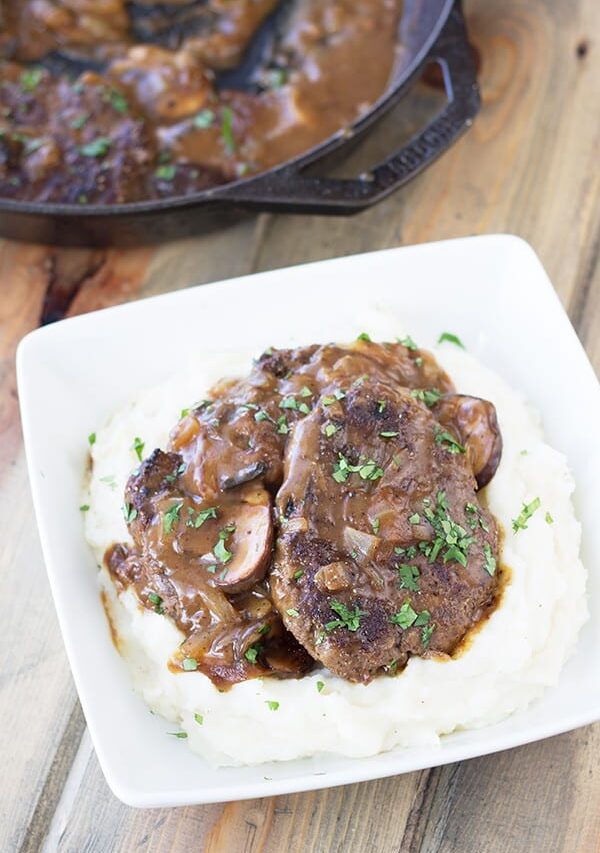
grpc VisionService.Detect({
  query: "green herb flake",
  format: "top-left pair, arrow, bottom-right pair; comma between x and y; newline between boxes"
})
180,407 -> 190,418
435,428 -> 466,454
371,517 -> 380,535
148,592 -> 164,614
279,396 -> 298,410
398,335 -> 418,351
221,106 -> 236,154
390,600 -> 418,629
545,512 -> 554,525
438,331 -> 465,348
323,423 -> 340,438
214,526 -> 235,563
512,497 -> 541,533
357,332 -> 371,342
107,89 -> 129,114
409,513 -> 420,524
79,504 -> 90,512
397,563 -> 420,592
483,543 -> 497,576
380,431 -> 399,439
411,388 -> 442,407
131,436 -> 145,462
421,490 -> 474,567
194,713 -> 204,725
377,400 -> 387,413
193,109 -> 215,129
255,410 -> 274,423
300,386 -> 312,397
168,731 -> 188,739
88,432 -> 96,446
155,164 -> 176,181
266,700 -> 279,711
293,569 -> 304,580
421,623 -> 435,648
276,415 -> 289,435
286,608 -> 300,617
163,500 -> 183,534
316,681 -> 325,693
79,137 -> 112,158
325,600 -> 366,632
70,113 -> 89,130
122,502 -> 137,524
298,402 -> 310,415
245,644 -> 261,663
99,475 -> 116,489
20,67 -> 44,92
187,506 -> 218,528
182,657 -> 198,671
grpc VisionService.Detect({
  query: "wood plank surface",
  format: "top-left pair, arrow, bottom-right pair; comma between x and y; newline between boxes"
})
0,0 -> 599,850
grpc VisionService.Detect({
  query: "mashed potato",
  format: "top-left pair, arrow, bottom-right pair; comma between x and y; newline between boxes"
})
84,333 -> 587,766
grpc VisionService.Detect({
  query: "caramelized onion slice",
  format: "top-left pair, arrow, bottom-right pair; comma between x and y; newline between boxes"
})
214,504 -> 273,593
433,394 -> 502,488
343,526 -> 379,561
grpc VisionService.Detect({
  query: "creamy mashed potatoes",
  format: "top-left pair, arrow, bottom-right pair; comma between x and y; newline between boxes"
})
84,335 -> 587,766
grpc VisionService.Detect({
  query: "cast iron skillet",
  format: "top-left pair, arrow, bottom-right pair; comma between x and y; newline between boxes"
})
0,0 -> 479,246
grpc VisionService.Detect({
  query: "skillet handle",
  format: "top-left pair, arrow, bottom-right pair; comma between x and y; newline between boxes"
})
218,3 -> 480,214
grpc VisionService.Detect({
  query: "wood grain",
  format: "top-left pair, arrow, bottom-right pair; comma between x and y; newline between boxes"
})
0,0 -> 598,850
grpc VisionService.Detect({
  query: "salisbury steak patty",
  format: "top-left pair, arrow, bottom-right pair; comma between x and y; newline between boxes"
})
271,376 -> 500,683
105,340 -> 502,687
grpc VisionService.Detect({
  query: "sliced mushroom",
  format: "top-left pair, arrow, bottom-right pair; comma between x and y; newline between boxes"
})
433,394 -> 502,488
213,503 -> 273,593
219,460 -> 267,491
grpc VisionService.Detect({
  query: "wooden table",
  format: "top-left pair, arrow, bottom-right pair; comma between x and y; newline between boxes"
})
1,1 -> 599,850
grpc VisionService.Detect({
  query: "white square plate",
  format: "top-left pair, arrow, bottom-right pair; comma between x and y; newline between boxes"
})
17,235 -> 600,808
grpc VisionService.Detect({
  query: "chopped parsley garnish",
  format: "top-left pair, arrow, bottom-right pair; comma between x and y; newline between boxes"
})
390,601 -> 418,628
194,109 -> 215,129
332,454 -> 384,483
512,497 -> 541,532
316,681 -> 325,693
322,389 -> 346,406
221,106 -> 235,153
165,463 -> 187,484
70,113 -> 89,130
131,436 -> 145,462
163,500 -> 183,534
214,526 -> 235,563
377,400 -> 387,413
182,657 -> 198,671
255,409 -> 275,423
483,543 -> 497,576
420,490 -> 474,567
79,137 -> 112,158
395,545 -> 418,559
279,396 -> 298,410
545,512 -> 554,525
435,428 -> 466,454
122,503 -> 137,524
107,89 -> 128,113
421,622 -> 435,648
300,386 -> 312,397
371,517 -> 380,534
276,415 -> 289,434
325,600 -> 366,632
194,713 -> 203,725
397,564 -> 420,592
286,608 -> 299,617
187,506 -> 218,528
357,332 -> 371,341
438,331 -> 465,348
79,504 -> 90,512
155,164 -> 176,180
323,423 -> 340,438
266,700 -> 279,711
148,592 -> 164,614
380,431 -> 399,439
293,570 -> 304,580
88,432 -> 96,446
180,408 -> 190,418
409,513 -> 420,524
168,731 -> 188,739
465,501 -> 489,532
244,644 -> 261,663
20,68 -> 43,92
398,335 -> 418,351
411,388 -> 442,407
